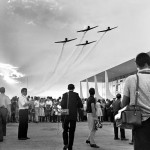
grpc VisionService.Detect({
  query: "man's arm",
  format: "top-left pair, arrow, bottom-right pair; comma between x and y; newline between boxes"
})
121,95 -> 130,108
61,94 -> 65,108
77,94 -> 83,108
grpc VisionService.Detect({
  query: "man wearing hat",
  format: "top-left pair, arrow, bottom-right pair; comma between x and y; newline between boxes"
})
61,84 -> 83,150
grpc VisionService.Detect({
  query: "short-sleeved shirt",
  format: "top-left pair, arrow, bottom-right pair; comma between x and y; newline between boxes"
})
86,96 -> 96,113
34,100 -> 39,108
0,94 -> 11,108
18,94 -> 28,110
123,69 -> 150,121
45,100 -> 52,106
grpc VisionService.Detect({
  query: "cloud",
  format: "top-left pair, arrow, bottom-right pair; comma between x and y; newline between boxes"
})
0,63 -> 24,84
6,0 -> 79,29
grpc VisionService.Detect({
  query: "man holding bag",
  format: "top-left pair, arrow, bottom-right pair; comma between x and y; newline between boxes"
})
122,52 -> 150,150
61,84 -> 83,150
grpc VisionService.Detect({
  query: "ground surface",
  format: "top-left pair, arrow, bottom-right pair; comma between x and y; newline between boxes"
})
0,122 -> 133,150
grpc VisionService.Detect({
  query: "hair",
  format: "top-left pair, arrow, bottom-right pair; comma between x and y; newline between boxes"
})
68,84 -> 75,90
116,93 -> 121,99
89,88 -> 95,95
0,87 -> 5,93
21,88 -> 27,93
135,52 -> 150,68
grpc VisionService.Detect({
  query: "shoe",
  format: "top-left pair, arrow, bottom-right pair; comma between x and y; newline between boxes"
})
90,144 -> 99,148
63,145 -> 68,150
26,137 -> 30,139
129,141 -> 133,145
18,138 -> 27,140
114,137 -> 120,140
86,140 -> 90,144
121,138 -> 129,141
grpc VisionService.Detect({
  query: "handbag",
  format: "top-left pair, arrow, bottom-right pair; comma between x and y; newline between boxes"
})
94,120 -> 103,130
61,93 -> 69,115
116,74 -> 142,129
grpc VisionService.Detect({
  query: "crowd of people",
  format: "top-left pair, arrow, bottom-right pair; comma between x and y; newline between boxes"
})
10,95 -> 113,124
0,52 -> 150,150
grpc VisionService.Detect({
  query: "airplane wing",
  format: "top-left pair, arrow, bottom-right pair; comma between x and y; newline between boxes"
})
76,43 -> 86,46
88,40 -> 96,44
54,40 -> 66,43
77,29 -> 87,32
67,38 -> 77,42
90,25 -> 98,30
109,26 -> 118,30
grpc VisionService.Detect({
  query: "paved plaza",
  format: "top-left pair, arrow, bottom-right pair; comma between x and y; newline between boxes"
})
0,122 -> 133,150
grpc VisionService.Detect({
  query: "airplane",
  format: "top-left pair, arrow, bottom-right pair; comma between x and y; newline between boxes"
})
76,40 -> 96,46
55,38 -> 77,43
77,25 -> 98,32
97,26 -> 118,33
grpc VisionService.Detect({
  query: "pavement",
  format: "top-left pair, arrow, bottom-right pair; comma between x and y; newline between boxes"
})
0,122 -> 133,150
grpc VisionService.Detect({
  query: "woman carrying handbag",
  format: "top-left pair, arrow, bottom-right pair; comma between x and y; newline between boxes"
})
86,88 -> 100,148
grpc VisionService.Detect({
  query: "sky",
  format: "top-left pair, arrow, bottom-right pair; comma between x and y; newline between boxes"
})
0,0 -> 150,98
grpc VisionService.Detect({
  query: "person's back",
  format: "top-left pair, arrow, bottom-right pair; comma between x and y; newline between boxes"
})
61,91 -> 82,121
61,84 -> 83,150
0,93 -> 10,108
122,52 -> 150,150
124,73 -> 150,119
0,87 -> 11,142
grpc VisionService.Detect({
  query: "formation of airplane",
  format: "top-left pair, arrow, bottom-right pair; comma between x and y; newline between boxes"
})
55,38 -> 77,43
76,40 -> 96,46
77,25 -> 98,32
97,26 -> 118,33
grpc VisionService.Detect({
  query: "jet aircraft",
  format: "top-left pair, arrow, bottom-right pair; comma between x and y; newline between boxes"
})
77,25 -> 98,32
55,38 -> 77,43
76,40 -> 96,46
97,26 -> 118,33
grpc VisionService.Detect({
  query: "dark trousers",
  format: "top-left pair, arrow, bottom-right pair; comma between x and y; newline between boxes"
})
113,121 -> 125,139
133,118 -> 150,150
0,108 -> 7,140
62,119 -> 76,150
18,109 -> 28,139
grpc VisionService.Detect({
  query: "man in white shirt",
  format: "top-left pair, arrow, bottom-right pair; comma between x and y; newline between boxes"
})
18,88 -> 32,140
0,87 -> 11,142
122,52 -> 150,150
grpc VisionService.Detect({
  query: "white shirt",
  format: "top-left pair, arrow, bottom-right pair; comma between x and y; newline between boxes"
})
34,100 -> 39,107
46,100 -> 52,106
123,69 -> 150,121
0,94 -> 11,108
18,94 -> 28,110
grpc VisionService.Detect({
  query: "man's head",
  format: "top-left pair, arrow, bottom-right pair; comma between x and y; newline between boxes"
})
68,84 -> 75,91
135,52 -> 150,69
21,88 -> 27,96
89,88 -> 95,96
116,93 -> 121,99
0,87 -> 5,94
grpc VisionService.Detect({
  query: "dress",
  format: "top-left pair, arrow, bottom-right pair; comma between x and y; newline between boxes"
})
39,102 -> 45,117
96,102 -> 103,117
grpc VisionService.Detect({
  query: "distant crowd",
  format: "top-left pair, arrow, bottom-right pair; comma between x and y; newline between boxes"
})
10,96 -> 114,124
